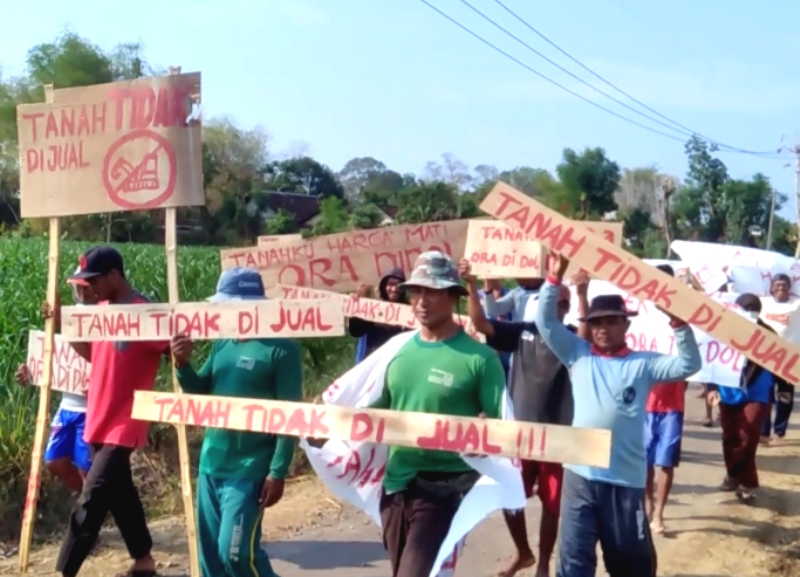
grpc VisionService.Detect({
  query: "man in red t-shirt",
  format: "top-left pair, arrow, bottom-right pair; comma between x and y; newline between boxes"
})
54,246 -> 168,577
644,264 -> 690,535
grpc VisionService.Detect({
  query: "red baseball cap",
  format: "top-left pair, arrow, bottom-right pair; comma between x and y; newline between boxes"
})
66,265 -> 89,287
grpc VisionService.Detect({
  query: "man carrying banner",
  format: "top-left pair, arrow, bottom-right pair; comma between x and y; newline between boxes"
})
713,293 -> 776,502
460,258 -> 576,577
55,246 -> 168,577
368,251 -> 507,577
759,274 -> 796,444
170,267 -> 302,577
349,267 -> 410,363
537,252 -> 702,577
16,267 -> 96,495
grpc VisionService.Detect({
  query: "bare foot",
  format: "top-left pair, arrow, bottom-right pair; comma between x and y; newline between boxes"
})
650,518 -> 666,535
534,562 -> 551,577
498,551 -> 536,577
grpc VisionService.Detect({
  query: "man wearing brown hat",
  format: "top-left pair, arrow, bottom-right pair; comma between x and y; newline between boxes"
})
537,253 -> 702,577
369,251 -> 507,577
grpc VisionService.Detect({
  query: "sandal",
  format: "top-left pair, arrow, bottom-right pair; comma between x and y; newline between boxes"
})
720,477 -> 737,491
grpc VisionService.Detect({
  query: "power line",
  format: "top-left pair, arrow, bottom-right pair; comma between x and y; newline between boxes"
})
489,0 -> 786,158
418,0 -> 693,144
418,0 -> 789,160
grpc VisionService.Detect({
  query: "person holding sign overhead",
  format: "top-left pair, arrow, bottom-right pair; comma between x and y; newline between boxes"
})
369,251 -> 507,577
537,252 -> 702,577
349,267 -> 410,363
171,267 -> 303,577
460,258 -> 577,577
56,246 -> 169,577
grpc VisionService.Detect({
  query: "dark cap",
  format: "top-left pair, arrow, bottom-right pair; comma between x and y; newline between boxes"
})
69,246 -> 125,282
772,273 -> 791,287
735,293 -> 762,313
579,294 -> 638,322
655,263 -> 674,277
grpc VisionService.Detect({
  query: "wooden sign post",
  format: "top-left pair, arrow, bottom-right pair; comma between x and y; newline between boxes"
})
480,182 -> 800,387
16,70 -> 204,573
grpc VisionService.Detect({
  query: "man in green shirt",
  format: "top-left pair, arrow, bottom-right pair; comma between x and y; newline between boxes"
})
171,267 -> 303,577
370,251 -> 507,577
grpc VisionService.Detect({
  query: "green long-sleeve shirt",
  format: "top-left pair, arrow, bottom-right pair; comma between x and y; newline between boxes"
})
176,338 -> 303,480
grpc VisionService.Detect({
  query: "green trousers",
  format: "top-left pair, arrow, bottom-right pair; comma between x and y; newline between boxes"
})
197,473 -> 279,577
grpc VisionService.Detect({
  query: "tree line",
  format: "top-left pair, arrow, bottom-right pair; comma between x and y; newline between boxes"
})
0,32 -> 794,258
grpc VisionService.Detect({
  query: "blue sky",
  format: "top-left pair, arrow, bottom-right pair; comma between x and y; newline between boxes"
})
3,0 -> 799,218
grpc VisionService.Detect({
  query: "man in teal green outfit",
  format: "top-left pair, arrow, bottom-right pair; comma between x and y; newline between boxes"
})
172,267 -> 303,577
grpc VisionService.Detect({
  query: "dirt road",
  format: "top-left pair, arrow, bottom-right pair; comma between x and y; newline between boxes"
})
3,388 -> 799,577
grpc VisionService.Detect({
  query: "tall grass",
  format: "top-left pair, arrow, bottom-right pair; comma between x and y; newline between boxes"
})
0,237 -> 354,534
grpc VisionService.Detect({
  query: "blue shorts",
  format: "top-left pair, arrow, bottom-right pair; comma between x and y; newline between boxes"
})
644,411 -> 683,468
45,408 -> 92,472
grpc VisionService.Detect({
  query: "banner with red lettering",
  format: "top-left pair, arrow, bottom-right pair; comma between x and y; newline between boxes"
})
26,330 -> 90,394
564,280 -> 745,387
301,331 -> 526,577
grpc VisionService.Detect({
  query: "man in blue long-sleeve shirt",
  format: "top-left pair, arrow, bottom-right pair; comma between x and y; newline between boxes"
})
537,253 -> 702,577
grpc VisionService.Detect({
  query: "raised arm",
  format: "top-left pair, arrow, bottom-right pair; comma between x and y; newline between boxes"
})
459,259 -> 494,337
536,253 -> 589,366
571,270 -> 591,340
645,322 -> 702,383
483,284 -> 514,318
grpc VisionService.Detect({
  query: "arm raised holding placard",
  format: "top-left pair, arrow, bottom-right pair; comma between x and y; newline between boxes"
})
173,336 -> 214,394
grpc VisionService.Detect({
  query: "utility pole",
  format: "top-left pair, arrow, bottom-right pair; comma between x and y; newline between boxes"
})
794,144 -> 800,257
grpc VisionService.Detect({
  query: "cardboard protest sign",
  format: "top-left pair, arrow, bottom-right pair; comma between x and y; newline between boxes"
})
220,220 -> 470,292
257,234 -> 302,246
273,284 -> 485,342
17,72 -> 203,218
59,299 -> 344,342
480,182 -> 800,387
26,330 -> 91,394
464,219 -> 623,278
132,391 -> 611,467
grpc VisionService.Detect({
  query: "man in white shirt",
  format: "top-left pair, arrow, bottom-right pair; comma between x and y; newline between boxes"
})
482,278 -> 544,322
759,274 -> 797,443
16,267 -> 97,493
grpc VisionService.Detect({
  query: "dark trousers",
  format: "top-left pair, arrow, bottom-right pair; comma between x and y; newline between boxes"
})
57,444 -> 152,576
720,402 -> 769,489
379,472 -> 477,577
557,469 -> 656,577
762,382 -> 795,438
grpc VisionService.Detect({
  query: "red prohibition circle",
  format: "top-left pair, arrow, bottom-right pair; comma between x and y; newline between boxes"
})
102,129 -> 178,210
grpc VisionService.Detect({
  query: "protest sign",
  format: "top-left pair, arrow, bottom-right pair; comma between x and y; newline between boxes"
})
59,299 -> 344,342
26,330 -> 90,395
464,219 -> 623,278
132,391 -> 612,467
17,73 -> 203,218
220,220 -> 470,292
273,284 -> 485,342
480,182 -> 800,386
564,281 -> 745,387
258,234 -> 302,246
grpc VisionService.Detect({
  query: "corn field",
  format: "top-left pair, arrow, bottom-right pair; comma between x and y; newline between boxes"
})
0,237 -> 354,489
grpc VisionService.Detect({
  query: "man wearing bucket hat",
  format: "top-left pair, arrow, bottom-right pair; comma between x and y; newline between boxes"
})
171,267 -> 302,577
368,251 -> 507,577
536,253 -> 701,577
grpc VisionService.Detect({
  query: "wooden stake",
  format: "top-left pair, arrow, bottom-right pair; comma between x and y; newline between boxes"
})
19,84 -> 60,571
166,65 -> 200,577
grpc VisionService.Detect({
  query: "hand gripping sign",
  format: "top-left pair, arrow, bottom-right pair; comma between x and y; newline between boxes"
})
131,391 -> 612,468
480,182 -> 800,387
58,299 -> 345,341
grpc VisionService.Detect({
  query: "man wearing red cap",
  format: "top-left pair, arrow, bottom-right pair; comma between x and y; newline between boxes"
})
460,259 -> 578,577
53,246 -> 169,577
